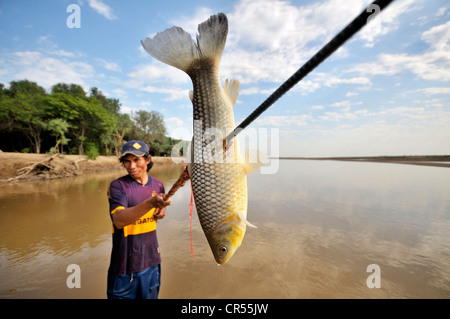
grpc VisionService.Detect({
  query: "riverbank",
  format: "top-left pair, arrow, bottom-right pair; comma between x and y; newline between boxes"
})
2,152 -> 449,183
0,151 -> 185,183
278,155 -> 450,168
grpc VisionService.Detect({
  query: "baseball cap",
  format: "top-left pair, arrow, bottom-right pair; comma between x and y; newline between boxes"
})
120,140 -> 149,158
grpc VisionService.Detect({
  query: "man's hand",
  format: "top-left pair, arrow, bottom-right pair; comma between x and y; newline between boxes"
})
152,193 -> 171,220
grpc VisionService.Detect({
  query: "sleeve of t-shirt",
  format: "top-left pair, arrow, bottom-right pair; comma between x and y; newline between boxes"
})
108,179 -> 127,216
159,180 -> 165,194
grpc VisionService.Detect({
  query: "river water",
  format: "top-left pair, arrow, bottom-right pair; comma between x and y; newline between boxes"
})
0,160 -> 449,298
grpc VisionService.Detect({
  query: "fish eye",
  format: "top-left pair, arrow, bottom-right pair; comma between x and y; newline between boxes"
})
220,246 -> 227,253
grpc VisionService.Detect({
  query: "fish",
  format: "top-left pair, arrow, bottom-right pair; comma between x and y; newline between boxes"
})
141,13 -> 265,264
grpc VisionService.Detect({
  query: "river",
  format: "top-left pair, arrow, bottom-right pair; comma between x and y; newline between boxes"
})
0,159 -> 449,298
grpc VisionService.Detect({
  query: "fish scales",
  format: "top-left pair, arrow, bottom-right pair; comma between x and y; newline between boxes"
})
141,13 -> 262,264
189,60 -> 244,235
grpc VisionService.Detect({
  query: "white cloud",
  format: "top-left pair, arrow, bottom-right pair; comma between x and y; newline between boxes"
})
140,0 -> 379,99
111,88 -> 127,99
169,7 -> 215,37
421,87 -> 450,95
220,0 -> 373,84
96,58 -> 121,72
435,6 -> 447,17
166,117 -> 185,127
421,20 -> 450,50
346,91 -> 358,97
254,114 -> 313,127
1,51 -> 94,91
140,85 -> 190,101
126,63 -> 189,88
279,107 -> 450,157
349,21 -> 450,81
124,62 -> 191,101
87,0 -> 117,20
228,0 -> 370,51
239,86 -> 274,96
49,49 -> 77,58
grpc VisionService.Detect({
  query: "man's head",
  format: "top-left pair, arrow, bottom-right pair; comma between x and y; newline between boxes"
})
119,140 -> 154,174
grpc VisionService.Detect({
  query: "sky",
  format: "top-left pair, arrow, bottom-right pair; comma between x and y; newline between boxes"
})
0,0 -> 449,157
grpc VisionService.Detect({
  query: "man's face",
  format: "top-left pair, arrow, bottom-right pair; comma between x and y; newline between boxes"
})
122,154 -> 150,179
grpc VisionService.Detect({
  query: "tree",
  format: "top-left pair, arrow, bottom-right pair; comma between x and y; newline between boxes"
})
133,110 -> 167,138
112,113 -> 134,155
0,81 -> 48,153
8,80 -> 46,97
0,80 -> 180,157
90,87 -> 121,115
52,83 -> 86,98
46,118 -> 71,153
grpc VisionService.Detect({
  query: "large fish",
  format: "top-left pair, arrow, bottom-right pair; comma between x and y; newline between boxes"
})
141,13 -> 264,264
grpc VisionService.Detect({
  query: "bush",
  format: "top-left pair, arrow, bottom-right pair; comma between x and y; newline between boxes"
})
84,142 -> 99,160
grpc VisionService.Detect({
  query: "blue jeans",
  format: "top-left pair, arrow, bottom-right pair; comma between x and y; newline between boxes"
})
107,264 -> 161,299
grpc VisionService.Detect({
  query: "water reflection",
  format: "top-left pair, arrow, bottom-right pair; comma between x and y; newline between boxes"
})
0,160 -> 449,298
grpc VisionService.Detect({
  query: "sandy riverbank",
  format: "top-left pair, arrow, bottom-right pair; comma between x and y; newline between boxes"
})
0,151 -> 185,183
1,152 -> 449,183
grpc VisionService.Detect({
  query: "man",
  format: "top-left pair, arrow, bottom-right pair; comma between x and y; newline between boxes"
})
107,140 -> 171,299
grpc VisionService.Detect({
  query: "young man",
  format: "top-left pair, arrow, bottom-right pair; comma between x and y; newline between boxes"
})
107,140 -> 171,299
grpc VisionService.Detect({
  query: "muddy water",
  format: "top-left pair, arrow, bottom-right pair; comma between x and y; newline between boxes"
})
0,160 -> 449,298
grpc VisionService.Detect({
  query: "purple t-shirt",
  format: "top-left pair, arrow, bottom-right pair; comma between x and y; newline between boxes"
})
107,174 -> 165,275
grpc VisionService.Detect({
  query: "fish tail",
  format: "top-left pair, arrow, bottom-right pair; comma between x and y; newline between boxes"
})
141,13 -> 228,72
196,13 -> 228,63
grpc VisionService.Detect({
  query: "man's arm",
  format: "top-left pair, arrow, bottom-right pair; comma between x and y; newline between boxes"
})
112,194 -> 171,229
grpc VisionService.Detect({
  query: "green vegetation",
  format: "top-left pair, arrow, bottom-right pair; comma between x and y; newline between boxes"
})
0,80 -> 185,157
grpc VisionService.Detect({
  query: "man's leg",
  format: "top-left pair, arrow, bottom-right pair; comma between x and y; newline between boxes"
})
136,264 -> 161,299
107,272 -> 138,299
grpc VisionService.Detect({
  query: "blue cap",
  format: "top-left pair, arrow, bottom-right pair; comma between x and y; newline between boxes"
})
120,140 -> 149,158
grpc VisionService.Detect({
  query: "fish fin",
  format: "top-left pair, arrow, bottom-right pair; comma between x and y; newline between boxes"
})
239,211 -> 257,228
243,150 -> 267,175
223,79 -> 240,106
141,26 -> 200,72
188,90 -> 194,102
196,13 -> 228,63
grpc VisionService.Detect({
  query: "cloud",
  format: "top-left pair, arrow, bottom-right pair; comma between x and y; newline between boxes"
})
280,122 -> 450,157
278,104 -> 450,157
96,58 -> 121,72
421,87 -> 450,95
87,0 -> 117,20
222,0 -> 372,84
140,85 -> 190,101
138,0 -> 379,99
169,7 -> 215,36
124,62 -> 191,101
421,20 -> 450,50
166,117 -> 185,127
127,63 -> 189,85
0,51 -> 94,91
254,114 -> 313,127
349,21 -> 450,81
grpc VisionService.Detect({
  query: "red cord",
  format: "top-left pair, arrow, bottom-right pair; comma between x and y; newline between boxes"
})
189,182 -> 195,258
